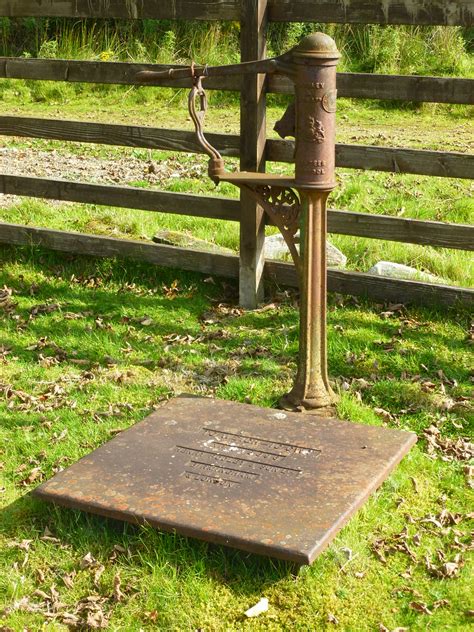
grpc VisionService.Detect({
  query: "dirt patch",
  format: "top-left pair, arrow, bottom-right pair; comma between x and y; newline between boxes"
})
0,146 -> 205,207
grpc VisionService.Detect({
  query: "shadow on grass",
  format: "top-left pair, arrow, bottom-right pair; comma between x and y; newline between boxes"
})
1,493 -> 300,591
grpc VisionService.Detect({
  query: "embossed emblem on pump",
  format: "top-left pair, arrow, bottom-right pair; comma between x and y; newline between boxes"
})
306,117 -> 325,143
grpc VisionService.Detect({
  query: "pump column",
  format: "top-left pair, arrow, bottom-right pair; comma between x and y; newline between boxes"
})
281,33 -> 340,413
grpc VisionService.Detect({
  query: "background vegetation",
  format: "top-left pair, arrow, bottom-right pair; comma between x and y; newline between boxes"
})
0,17 -> 472,76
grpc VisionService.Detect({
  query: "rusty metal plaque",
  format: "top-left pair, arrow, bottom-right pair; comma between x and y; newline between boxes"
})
34,397 -> 416,564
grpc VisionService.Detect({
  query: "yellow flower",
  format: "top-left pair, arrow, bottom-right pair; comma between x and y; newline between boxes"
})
100,50 -> 114,61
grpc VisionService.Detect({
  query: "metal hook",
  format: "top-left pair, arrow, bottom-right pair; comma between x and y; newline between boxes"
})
188,73 -> 224,182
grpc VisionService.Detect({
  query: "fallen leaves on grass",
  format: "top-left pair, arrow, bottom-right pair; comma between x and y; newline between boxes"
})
20,466 -> 44,486
163,332 -> 204,348
28,303 -> 60,319
425,552 -> 464,579
423,425 -> 473,461
373,407 -> 395,424
465,321 -> 474,344
4,380 -> 74,414
200,303 -> 244,325
62,571 -> 76,589
0,286 -> 16,315
373,504 -> 472,585
80,552 -> 99,570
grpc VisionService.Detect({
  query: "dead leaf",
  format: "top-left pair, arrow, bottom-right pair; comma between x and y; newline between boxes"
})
327,612 -> 339,625
409,601 -> 432,615
93,564 -> 105,587
80,552 -> 98,569
21,466 -> 43,486
410,477 -> 420,493
8,539 -> 33,551
464,465 -> 474,489
374,407 -> 394,423
62,572 -> 76,589
112,573 -> 124,602
28,303 -> 60,319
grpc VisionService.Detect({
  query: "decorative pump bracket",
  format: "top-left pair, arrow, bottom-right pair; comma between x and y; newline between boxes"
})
138,33 -> 341,414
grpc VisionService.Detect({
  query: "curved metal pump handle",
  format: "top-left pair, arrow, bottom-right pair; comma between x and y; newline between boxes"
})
188,76 -> 224,182
136,55 -> 293,84
135,52 -> 294,182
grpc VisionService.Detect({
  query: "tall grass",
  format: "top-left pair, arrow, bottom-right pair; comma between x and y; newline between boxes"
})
0,18 -> 472,76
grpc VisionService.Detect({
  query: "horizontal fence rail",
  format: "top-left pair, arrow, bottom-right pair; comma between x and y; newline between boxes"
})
0,175 -> 241,221
0,222 -> 471,306
0,116 -> 472,180
1,174 -> 472,252
270,74 -> 474,105
268,140 -> 474,180
0,0 -> 472,25
1,58 -> 473,105
268,1 -> 474,25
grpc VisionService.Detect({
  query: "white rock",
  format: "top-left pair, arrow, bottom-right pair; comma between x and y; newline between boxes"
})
326,240 -> 347,268
264,233 -> 288,259
368,261 -> 441,283
245,598 -> 269,618
265,232 -> 347,268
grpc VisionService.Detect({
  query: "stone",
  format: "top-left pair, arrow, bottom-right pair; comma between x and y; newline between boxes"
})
265,232 -> 347,268
368,261 -> 442,283
152,229 -> 234,255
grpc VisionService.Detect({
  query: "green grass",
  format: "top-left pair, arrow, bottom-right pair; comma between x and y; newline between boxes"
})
0,247 -> 473,630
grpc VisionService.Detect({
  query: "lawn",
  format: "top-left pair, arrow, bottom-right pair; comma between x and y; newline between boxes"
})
0,85 -> 473,630
0,247 -> 472,630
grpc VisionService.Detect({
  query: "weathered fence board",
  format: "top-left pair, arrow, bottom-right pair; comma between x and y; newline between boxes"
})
0,1 -> 239,21
239,0 -> 268,308
2,58 -> 473,105
0,222 -> 471,306
0,0 -> 471,25
0,58 -> 239,91
265,260 -> 473,306
0,175 -> 241,221
268,139 -> 474,180
269,1 -> 474,25
0,173 -> 471,251
0,222 -> 240,277
1,116 -> 471,180
0,116 -> 240,156
328,210 -> 474,251
270,74 -> 474,104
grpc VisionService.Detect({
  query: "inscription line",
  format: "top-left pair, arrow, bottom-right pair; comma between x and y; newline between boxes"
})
190,460 -> 259,478
184,470 -> 241,485
203,427 -> 321,453
175,446 -> 302,472
212,440 -> 285,457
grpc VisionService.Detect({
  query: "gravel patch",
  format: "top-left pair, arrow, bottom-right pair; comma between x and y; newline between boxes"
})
0,146 -> 206,207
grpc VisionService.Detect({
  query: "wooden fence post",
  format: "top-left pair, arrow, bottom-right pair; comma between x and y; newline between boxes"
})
239,0 -> 267,309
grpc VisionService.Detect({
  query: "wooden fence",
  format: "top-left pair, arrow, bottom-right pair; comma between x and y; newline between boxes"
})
0,0 -> 472,308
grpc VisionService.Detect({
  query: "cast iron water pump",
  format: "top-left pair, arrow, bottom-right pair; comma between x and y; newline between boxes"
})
139,33 -> 341,413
